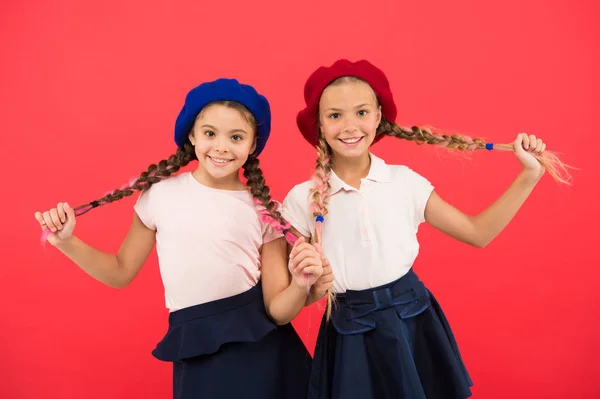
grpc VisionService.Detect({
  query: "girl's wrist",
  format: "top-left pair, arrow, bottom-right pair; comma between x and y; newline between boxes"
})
519,168 -> 544,184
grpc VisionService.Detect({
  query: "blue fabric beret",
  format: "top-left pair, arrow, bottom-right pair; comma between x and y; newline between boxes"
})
174,78 -> 271,156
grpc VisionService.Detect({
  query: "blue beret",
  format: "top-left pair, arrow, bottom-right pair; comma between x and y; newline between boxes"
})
174,78 -> 271,156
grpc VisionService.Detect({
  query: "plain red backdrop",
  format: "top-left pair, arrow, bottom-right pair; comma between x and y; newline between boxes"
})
1,0 -> 598,398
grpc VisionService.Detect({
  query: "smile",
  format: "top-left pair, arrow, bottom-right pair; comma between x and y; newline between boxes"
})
339,137 -> 364,146
208,156 -> 233,166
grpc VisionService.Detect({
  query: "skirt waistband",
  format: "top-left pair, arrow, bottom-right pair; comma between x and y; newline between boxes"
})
331,269 -> 430,335
153,281 -> 278,362
168,282 -> 263,325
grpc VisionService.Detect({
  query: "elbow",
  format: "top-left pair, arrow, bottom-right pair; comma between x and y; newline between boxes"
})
269,313 -> 291,326
272,318 -> 290,326
466,221 -> 492,248
266,307 -> 291,326
108,272 -> 134,289
470,236 -> 491,248
109,260 -> 134,289
108,279 -> 131,289
264,302 -> 292,326
462,231 -> 490,248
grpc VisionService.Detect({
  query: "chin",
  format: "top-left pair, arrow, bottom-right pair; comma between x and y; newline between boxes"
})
207,164 -> 237,178
333,143 -> 370,158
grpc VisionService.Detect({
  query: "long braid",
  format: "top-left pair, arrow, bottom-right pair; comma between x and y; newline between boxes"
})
377,120 -> 573,184
243,152 -> 314,297
311,135 -> 332,238
40,142 -> 196,243
243,154 -> 297,244
72,142 -> 196,217
310,135 -> 334,320
378,121 -> 486,150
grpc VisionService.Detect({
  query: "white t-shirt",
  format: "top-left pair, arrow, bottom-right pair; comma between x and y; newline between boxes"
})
134,172 -> 281,312
282,153 -> 434,293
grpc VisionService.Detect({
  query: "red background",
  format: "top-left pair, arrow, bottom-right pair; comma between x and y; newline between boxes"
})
1,0 -> 598,398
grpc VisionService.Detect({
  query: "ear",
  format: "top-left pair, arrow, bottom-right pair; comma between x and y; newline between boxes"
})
250,137 -> 257,154
188,130 -> 196,146
376,106 -> 382,126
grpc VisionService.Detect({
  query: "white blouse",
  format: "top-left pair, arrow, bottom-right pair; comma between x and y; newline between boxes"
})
283,154 -> 434,293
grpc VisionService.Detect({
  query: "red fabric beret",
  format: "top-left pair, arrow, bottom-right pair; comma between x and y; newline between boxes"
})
296,59 -> 397,146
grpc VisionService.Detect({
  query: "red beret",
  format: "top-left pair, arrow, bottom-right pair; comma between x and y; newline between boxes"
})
296,59 -> 397,146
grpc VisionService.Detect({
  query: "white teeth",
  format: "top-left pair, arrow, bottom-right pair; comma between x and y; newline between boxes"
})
209,157 -> 231,163
341,137 -> 361,143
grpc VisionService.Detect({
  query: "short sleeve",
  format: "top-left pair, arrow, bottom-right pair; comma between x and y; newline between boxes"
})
262,222 -> 283,244
282,184 -> 313,238
406,168 -> 434,225
262,201 -> 284,244
134,189 -> 157,230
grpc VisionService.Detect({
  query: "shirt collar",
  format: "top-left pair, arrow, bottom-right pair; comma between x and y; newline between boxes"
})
328,153 -> 392,194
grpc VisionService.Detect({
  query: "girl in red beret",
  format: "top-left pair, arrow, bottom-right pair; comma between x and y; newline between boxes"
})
282,59 -> 571,399
34,79 -> 319,399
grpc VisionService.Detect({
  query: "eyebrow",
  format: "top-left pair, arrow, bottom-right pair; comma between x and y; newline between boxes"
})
324,103 -> 372,112
200,124 -> 248,135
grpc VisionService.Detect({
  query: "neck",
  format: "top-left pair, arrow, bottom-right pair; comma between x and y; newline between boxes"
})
331,152 -> 371,189
192,166 -> 246,191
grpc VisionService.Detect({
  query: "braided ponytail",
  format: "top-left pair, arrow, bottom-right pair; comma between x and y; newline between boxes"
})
377,121 -> 572,184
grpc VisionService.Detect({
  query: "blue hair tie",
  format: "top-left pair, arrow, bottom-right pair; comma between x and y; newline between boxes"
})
485,143 -> 494,151
315,215 -> 324,223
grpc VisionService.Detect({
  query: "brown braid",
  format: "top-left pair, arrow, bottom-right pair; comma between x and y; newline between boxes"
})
74,141 -> 196,216
243,154 -> 289,228
184,101 -> 291,232
74,99 -> 290,230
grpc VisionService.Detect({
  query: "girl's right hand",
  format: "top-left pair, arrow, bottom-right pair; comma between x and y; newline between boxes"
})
34,202 -> 76,246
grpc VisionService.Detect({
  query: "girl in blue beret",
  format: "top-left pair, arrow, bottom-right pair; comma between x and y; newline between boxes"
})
34,78 -> 318,399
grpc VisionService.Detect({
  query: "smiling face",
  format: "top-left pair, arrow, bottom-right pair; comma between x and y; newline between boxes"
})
318,77 -> 382,162
188,102 -> 257,189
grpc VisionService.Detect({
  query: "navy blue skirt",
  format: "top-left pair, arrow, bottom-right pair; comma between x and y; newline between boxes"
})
153,282 -> 311,399
308,269 -> 473,399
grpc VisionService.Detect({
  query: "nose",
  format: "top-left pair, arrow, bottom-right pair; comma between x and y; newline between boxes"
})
342,117 -> 359,134
213,135 -> 229,153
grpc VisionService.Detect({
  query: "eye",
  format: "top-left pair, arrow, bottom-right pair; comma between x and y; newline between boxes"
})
357,109 -> 368,117
328,113 -> 341,120
231,134 -> 243,142
204,130 -> 215,137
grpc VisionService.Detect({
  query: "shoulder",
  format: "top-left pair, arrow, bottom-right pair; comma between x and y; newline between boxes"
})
387,164 -> 431,185
144,172 -> 190,196
284,180 -> 315,205
387,164 -> 421,178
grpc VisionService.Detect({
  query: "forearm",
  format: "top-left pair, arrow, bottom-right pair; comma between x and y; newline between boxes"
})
54,236 -> 128,288
267,282 -> 308,325
471,170 -> 542,247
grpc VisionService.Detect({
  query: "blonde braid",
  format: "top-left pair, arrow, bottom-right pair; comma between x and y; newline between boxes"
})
377,120 -> 486,151
377,120 -> 573,184
309,134 -> 335,321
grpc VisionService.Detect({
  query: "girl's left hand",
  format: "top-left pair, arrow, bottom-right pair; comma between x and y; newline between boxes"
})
513,133 -> 546,178
310,244 -> 334,302
289,237 -> 323,291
